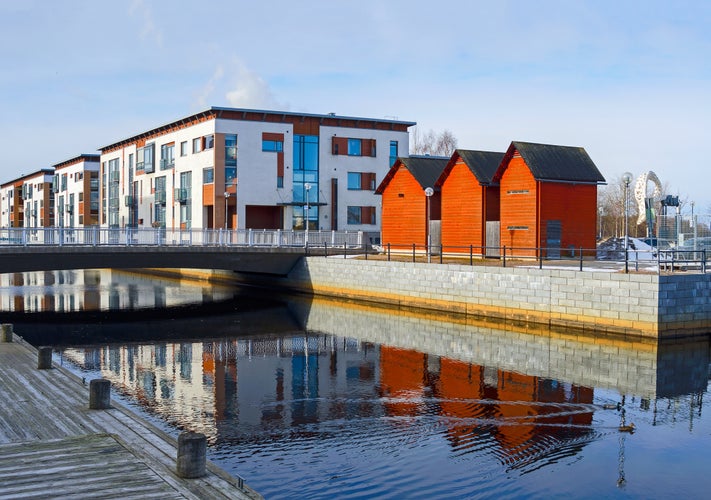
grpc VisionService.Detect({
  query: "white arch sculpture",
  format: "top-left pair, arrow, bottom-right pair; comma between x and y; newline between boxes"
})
634,171 -> 662,226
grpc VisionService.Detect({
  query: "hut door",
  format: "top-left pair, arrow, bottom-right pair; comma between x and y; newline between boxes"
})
546,220 -> 562,259
486,221 -> 500,257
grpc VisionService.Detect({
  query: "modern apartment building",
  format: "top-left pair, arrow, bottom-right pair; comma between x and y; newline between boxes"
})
0,169 -> 55,228
51,154 -> 100,228
98,107 -> 414,233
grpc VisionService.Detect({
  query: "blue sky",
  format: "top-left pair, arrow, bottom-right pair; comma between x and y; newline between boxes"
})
2,0 -> 710,210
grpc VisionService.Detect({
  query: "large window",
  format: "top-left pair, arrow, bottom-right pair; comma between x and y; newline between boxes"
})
347,138 -> 362,156
204,134 -> 214,150
262,139 -> 283,152
160,143 -> 175,170
347,172 -> 376,190
180,141 -> 188,156
203,167 -> 214,184
389,140 -> 398,166
192,138 -> 201,154
225,134 -> 237,167
347,206 -> 376,225
293,135 -> 319,230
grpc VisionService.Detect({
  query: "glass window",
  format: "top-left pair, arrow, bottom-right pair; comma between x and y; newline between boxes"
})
347,206 -> 361,224
347,206 -> 376,225
348,172 -> 361,190
225,167 -> 236,186
144,143 -> 155,173
204,134 -> 214,150
389,140 -> 398,166
277,176 -> 283,188
225,134 -> 237,167
348,138 -> 362,156
160,144 -> 175,170
192,138 -> 201,153
203,167 -> 214,184
262,140 -> 283,152
180,141 -> 188,156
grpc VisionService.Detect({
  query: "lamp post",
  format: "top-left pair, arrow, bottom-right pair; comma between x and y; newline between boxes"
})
304,183 -> 311,247
691,200 -> 697,251
424,187 -> 434,263
224,191 -> 229,229
598,206 -> 603,240
622,172 -> 633,272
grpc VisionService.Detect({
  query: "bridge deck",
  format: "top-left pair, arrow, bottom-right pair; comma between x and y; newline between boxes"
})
0,334 -> 261,499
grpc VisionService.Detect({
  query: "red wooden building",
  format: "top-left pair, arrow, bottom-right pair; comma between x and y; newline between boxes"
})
494,141 -> 605,258
436,149 -> 504,254
376,156 -> 449,251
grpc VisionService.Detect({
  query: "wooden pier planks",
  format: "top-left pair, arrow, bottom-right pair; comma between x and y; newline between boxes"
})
0,336 -> 261,499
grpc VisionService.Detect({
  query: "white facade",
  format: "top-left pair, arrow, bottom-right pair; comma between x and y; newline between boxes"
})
99,107 -> 414,234
0,182 -> 15,228
52,155 -> 100,228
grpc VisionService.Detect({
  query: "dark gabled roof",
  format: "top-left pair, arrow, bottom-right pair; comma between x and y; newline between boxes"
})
437,149 -> 504,187
375,155 -> 449,194
494,141 -> 605,183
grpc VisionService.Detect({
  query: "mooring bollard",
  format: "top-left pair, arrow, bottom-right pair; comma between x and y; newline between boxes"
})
177,431 -> 207,478
89,378 -> 111,409
1,324 -> 12,343
37,346 -> 52,369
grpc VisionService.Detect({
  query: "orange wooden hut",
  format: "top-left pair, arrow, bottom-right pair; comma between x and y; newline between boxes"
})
493,141 -> 605,258
436,149 -> 504,255
375,156 -> 449,251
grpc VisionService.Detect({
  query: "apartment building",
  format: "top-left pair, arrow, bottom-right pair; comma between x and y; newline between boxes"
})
0,169 -> 55,228
51,154 -> 100,228
98,107 -> 414,233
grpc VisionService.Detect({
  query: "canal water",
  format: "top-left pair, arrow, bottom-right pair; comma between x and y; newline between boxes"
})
4,270 -> 711,499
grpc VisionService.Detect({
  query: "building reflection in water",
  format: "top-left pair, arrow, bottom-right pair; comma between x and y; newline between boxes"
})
59,297 -> 710,472
0,269 -> 235,313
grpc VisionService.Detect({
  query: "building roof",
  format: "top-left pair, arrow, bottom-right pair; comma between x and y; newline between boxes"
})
1,169 -> 55,188
437,149 -> 505,187
375,155 -> 449,194
494,141 -> 606,184
52,154 -> 101,170
99,107 -> 416,152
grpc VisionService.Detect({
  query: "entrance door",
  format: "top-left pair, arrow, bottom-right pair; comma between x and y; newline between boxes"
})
486,221 -> 500,257
546,220 -> 562,259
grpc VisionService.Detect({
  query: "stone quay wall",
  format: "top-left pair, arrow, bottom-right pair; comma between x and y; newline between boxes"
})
249,258 -> 711,339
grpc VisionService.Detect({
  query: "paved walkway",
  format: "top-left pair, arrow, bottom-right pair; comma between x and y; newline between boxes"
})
0,332 -> 261,499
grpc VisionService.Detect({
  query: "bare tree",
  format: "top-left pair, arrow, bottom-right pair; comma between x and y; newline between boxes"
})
410,126 -> 458,156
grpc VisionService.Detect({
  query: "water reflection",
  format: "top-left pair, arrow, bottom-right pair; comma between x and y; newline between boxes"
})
0,269 -> 235,313
7,272 -> 711,498
50,297 -> 711,499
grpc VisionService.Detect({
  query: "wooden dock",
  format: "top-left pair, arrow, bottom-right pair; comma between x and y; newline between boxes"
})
0,331 -> 261,499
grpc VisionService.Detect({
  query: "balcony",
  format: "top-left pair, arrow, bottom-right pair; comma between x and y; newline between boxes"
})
174,188 -> 189,203
124,195 -> 135,207
160,158 -> 175,170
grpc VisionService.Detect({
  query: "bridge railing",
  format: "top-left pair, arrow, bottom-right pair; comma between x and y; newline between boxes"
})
0,227 -> 366,249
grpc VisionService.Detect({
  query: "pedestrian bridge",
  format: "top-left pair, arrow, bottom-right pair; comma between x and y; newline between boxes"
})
0,227 -> 366,275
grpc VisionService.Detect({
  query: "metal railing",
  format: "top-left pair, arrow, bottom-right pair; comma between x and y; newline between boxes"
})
0,227 -> 366,250
378,242 -> 709,274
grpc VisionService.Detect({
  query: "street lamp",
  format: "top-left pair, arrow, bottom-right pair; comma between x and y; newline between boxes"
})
691,201 -> 697,251
598,206 -> 603,240
622,172 -> 633,271
304,183 -> 311,247
424,186 -> 434,263
224,191 -> 230,229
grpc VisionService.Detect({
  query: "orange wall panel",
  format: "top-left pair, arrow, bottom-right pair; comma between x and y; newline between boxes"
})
380,166 -> 428,248
499,157 -> 538,253
441,163 -> 486,250
539,182 -> 598,253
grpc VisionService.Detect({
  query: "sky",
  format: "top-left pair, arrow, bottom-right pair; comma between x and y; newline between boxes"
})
1,0 -> 710,211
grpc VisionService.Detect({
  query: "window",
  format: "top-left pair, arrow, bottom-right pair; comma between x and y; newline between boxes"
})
347,172 -> 376,190
348,138 -> 361,156
347,206 -> 376,225
180,141 -> 188,156
203,167 -> 214,184
277,176 -> 283,188
192,138 -> 201,153
143,143 -> 155,173
262,139 -> 283,152
225,134 -> 237,167
160,143 -> 175,170
389,140 -> 398,166
61,174 -> 67,191
204,134 -> 214,150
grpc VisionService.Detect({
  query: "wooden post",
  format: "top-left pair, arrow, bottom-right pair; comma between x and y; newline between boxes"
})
177,432 -> 207,478
1,324 -> 12,342
89,379 -> 111,409
37,346 -> 52,369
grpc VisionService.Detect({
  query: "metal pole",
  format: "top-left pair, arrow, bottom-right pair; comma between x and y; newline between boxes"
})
304,183 -> 311,248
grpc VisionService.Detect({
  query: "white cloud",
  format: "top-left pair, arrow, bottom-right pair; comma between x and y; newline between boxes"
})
195,65 -> 225,109
224,61 -> 283,110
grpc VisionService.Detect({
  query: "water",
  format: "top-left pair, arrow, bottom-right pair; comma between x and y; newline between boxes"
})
5,271 -> 711,499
